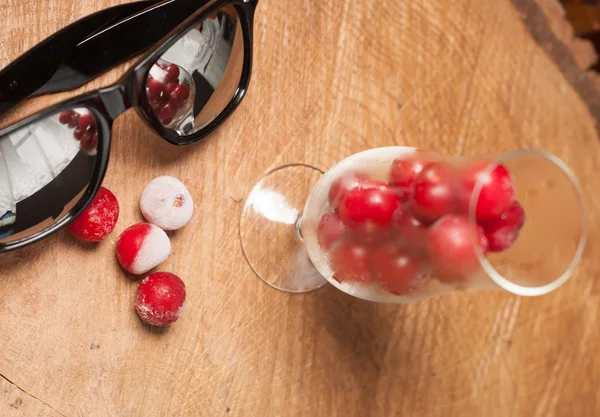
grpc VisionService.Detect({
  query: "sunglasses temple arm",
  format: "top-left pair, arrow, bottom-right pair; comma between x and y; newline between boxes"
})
34,0 -> 214,99
0,0 -> 160,117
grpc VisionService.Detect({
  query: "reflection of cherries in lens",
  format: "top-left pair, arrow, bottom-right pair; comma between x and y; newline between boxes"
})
165,82 -> 178,96
60,109 -> 98,153
164,64 -> 180,83
160,103 -> 176,125
146,62 -> 192,127
80,132 -> 98,153
68,112 -> 80,128
78,113 -> 96,133
147,78 -> 166,102
73,127 -> 85,140
59,110 -> 74,125
171,84 -> 190,106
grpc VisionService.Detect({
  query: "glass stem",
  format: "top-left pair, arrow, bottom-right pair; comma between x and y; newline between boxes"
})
295,214 -> 304,242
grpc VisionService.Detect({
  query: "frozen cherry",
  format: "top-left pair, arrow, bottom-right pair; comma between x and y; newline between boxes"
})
458,160 -> 514,222
116,223 -> 171,275
78,113 -> 96,132
67,186 -> 119,242
331,241 -> 372,283
170,84 -> 190,106
328,172 -> 381,212
427,215 -> 488,281
140,176 -> 194,231
68,112 -> 80,128
393,207 -> 428,251
317,212 -> 347,250
160,103 -> 176,125
135,272 -> 186,327
59,110 -> 74,125
147,78 -> 166,102
339,185 -> 399,238
389,153 -> 430,199
164,64 -> 180,83
410,162 -> 457,224
371,243 -> 428,295
483,201 -> 525,252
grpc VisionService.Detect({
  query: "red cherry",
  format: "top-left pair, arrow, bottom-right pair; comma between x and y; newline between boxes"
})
427,215 -> 488,282
59,110 -> 74,125
68,112 -> 80,128
393,207 -> 428,251
483,201 -> 525,252
73,127 -> 84,141
78,113 -> 96,132
135,272 -> 186,327
160,103 -> 176,125
371,243 -> 428,295
410,162 -> 457,224
328,172 -> 382,212
147,77 -> 166,102
331,241 -> 372,283
67,186 -> 119,242
165,82 -> 178,96
317,212 -> 347,250
458,160 -> 514,222
171,84 -> 190,106
389,154 -> 430,199
339,185 -> 400,239
164,64 -> 181,83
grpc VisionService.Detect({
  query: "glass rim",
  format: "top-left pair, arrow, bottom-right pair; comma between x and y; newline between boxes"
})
468,148 -> 588,296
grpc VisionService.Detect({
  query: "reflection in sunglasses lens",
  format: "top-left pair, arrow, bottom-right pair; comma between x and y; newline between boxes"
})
146,6 -> 244,136
0,108 -> 99,244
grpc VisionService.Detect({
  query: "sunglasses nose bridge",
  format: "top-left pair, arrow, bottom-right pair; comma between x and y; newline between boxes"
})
98,84 -> 131,121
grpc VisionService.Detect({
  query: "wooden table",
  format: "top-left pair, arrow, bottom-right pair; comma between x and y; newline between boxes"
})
1,0 -> 600,416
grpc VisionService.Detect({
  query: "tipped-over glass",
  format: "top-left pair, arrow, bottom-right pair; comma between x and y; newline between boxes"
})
239,147 -> 587,302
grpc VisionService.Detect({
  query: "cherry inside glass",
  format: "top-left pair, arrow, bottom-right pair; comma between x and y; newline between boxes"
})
241,147 -> 587,302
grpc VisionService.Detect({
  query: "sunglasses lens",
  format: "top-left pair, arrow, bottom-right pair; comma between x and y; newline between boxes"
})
0,107 -> 100,245
146,5 -> 244,136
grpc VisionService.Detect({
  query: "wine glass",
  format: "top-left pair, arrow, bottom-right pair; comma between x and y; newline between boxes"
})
239,147 -> 587,302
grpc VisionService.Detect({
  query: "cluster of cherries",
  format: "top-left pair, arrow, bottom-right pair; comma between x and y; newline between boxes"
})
317,151 -> 525,296
58,110 -> 98,153
67,177 -> 193,327
146,62 -> 191,126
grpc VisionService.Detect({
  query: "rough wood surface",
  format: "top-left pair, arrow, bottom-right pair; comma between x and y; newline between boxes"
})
1,0 -> 600,416
511,0 -> 600,129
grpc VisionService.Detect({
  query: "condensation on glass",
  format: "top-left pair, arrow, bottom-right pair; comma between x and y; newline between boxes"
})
146,6 -> 244,136
0,107 -> 98,243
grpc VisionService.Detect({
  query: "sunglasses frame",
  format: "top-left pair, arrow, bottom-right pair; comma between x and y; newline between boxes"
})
0,0 -> 257,252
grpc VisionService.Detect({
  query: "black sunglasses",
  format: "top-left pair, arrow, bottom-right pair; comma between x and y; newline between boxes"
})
0,0 -> 257,252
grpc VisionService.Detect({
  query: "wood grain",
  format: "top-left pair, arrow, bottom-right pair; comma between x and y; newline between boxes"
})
510,0 -> 600,135
1,0 -> 600,416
